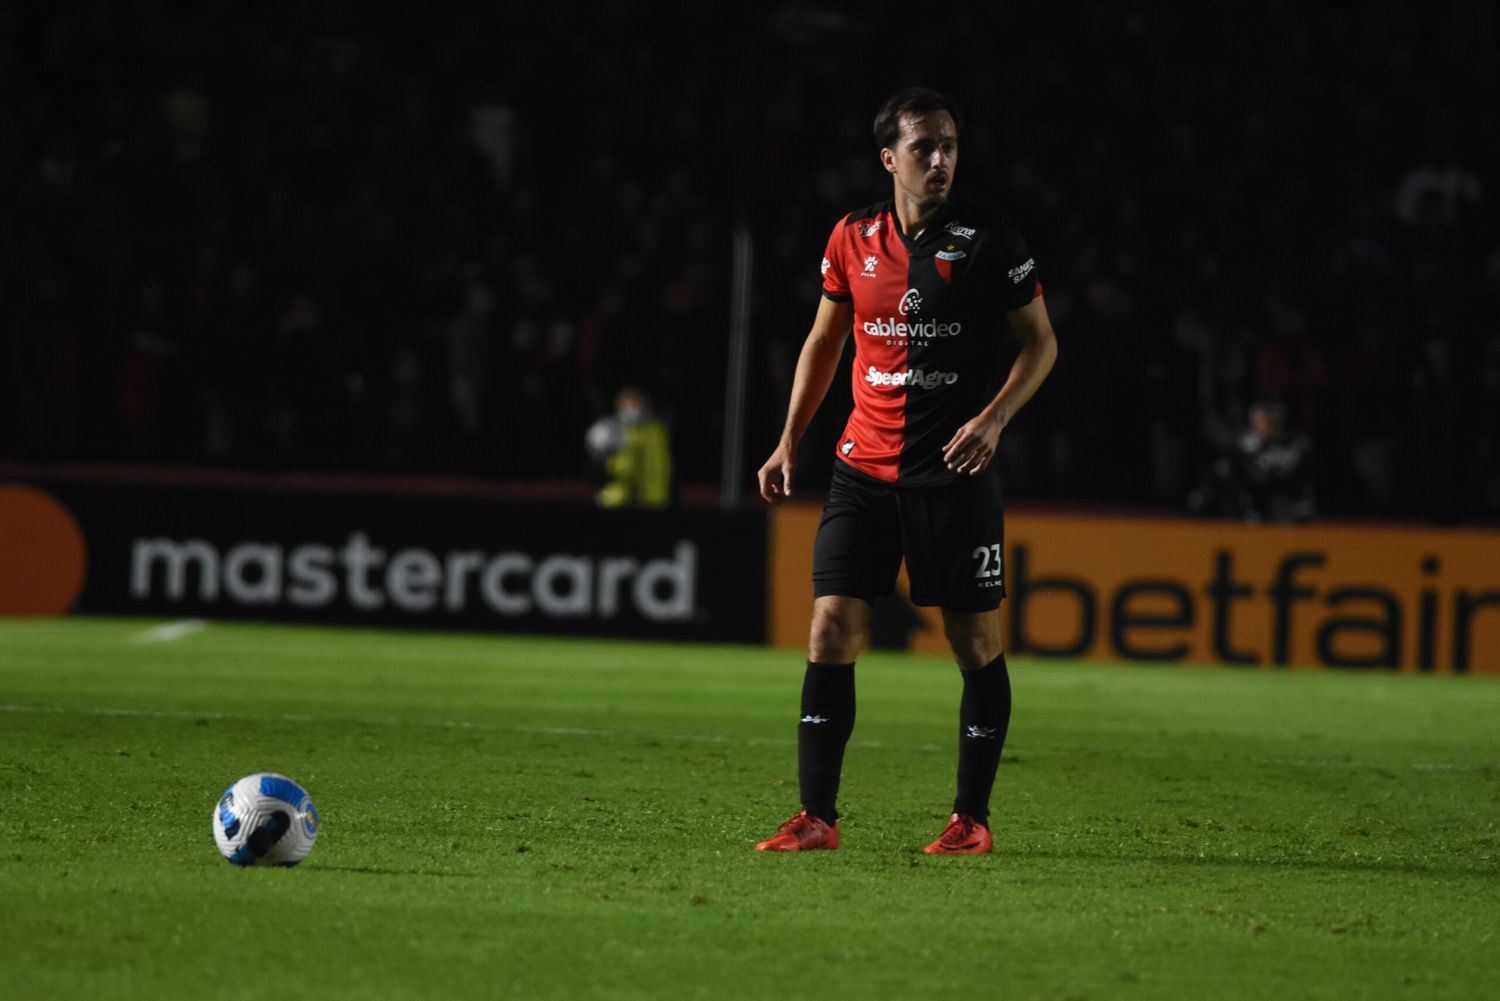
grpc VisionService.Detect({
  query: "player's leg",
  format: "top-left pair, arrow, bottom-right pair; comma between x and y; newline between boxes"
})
796,593 -> 869,819
757,599 -> 873,853
901,474 -> 1009,853
945,609 -> 1011,808
757,468 -> 898,852
941,606 -> 1004,672
922,608 -> 1011,854
809,592 -> 870,664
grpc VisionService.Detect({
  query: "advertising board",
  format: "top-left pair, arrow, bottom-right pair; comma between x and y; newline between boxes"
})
769,505 -> 1500,673
0,481 -> 767,643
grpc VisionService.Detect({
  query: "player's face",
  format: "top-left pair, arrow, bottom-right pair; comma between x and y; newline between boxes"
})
883,111 -> 958,207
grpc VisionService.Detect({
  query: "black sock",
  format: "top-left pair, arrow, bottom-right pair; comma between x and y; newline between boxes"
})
798,661 -> 855,823
953,653 -> 1012,824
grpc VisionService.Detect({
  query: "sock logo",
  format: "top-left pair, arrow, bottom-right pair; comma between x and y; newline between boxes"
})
964,724 -> 999,740
800,714 -> 830,724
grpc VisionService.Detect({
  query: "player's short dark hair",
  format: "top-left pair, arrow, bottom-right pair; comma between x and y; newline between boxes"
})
873,87 -> 964,151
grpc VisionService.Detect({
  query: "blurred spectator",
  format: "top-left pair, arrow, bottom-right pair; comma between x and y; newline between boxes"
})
1395,134 -> 1485,235
586,387 -> 672,508
0,2 -> 1496,521
1474,333 -> 1500,513
1193,397 -> 1316,524
117,277 -> 178,454
445,279 -> 497,457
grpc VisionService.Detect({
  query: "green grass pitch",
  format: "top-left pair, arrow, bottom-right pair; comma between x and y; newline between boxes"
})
1,618 -> 1496,1000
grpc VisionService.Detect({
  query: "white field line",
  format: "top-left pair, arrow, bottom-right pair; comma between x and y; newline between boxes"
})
129,620 -> 209,644
0,703 -> 1487,771
0,701 -> 889,750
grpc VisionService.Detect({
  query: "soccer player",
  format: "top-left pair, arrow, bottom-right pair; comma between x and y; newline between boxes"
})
754,86 -> 1058,854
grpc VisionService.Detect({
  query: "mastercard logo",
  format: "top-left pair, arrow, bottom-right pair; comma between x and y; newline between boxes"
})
0,484 -> 88,615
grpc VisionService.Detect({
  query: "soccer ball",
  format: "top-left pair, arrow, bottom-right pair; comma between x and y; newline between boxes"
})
212,772 -> 320,867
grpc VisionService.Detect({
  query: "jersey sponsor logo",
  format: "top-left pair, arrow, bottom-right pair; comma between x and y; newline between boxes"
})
898,288 -> 923,316
865,365 -> 959,389
861,317 -> 962,340
944,221 -> 977,239
859,220 -> 883,237
821,256 -> 831,276
862,255 -> 878,277
1008,258 -> 1036,283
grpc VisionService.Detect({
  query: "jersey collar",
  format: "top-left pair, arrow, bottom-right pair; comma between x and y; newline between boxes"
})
895,196 -> 960,250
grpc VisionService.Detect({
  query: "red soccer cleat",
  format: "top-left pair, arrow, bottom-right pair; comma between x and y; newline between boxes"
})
755,810 -> 840,851
924,813 -> 993,854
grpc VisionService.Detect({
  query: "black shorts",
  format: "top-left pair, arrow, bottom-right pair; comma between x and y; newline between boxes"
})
812,460 -> 1007,612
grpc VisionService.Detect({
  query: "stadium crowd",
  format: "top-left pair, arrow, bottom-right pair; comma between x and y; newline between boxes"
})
4,2 -> 1498,521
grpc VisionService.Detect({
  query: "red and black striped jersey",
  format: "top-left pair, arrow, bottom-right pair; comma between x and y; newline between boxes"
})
821,195 -> 1042,486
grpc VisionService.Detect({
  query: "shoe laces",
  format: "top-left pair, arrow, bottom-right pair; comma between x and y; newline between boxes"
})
780,810 -> 821,835
942,814 -> 979,843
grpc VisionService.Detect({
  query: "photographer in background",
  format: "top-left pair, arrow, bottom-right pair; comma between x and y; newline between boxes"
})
1194,397 -> 1316,524
585,387 -> 672,508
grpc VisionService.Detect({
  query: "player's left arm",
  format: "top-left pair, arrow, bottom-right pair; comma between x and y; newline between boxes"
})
942,294 -> 1059,475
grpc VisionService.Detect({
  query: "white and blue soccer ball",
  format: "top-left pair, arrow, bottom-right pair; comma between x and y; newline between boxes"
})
212,772 -> 319,867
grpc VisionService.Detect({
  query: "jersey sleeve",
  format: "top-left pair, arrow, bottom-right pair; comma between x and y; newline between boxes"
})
994,218 -> 1041,311
820,216 -> 852,302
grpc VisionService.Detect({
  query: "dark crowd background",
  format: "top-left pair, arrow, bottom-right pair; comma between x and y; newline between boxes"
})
4,2 -> 1498,522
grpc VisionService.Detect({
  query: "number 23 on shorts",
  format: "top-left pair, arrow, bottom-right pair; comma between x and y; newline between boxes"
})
972,543 -> 1003,579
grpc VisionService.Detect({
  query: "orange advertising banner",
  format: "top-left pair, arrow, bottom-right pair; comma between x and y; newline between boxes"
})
769,505 -> 1500,673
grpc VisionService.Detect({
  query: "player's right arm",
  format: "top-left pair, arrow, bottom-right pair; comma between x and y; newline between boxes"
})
758,296 -> 854,503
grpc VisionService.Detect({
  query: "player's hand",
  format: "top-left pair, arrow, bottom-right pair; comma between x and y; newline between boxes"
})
942,413 -> 1005,475
757,443 -> 796,503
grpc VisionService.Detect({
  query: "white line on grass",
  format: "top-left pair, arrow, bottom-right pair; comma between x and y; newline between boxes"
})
129,620 -> 209,644
0,702 -> 887,749
1,703 -> 1486,771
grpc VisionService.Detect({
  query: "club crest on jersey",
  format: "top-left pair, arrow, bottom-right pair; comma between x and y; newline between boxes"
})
859,220 -> 883,237
862,255 -> 878,277
899,288 -> 923,316
936,243 -> 967,261
944,221 -> 977,240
